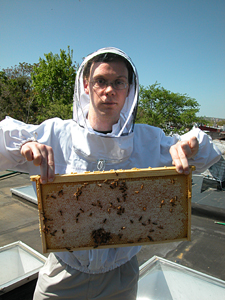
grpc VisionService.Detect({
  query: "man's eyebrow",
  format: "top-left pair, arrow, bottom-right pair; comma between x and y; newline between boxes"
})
93,75 -> 128,79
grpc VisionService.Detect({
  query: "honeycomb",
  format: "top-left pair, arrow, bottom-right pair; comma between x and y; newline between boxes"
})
31,167 -> 193,253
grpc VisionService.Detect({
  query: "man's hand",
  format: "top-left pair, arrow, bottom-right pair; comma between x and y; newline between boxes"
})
169,137 -> 199,175
21,142 -> 55,184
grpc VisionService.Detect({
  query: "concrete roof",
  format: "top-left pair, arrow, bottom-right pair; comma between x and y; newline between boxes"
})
0,170 -> 225,299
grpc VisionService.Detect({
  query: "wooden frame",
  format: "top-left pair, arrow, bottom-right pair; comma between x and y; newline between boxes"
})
31,166 -> 194,253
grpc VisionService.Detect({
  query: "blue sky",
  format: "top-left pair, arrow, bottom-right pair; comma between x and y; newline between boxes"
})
1,0 -> 224,119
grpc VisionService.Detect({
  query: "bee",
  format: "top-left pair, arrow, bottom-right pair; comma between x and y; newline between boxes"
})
122,193 -> 127,201
138,238 -> 142,242
62,229 -> 65,234
143,207 -> 146,211
118,233 -> 123,240
42,227 -> 49,234
50,230 -> 57,236
170,198 -> 175,204
135,191 -> 139,194
76,213 -> 80,218
89,213 -> 93,217
149,229 -> 154,232
130,220 -> 134,224
110,182 -> 116,189
141,184 -> 144,189
59,210 -> 63,216
147,235 -> 154,241
66,247 -> 73,252
121,226 -> 126,230
103,218 -> 107,223
139,216 -> 143,222
97,184 -> 102,187
142,223 -> 146,226
98,203 -> 103,209
171,179 -> 175,184
159,200 -> 165,208
76,218 -> 79,223
51,195 -> 56,199
158,225 -> 164,229
93,245 -> 98,249
80,208 -> 84,213
152,222 -> 158,225
58,190 -> 63,196
117,197 -> 120,202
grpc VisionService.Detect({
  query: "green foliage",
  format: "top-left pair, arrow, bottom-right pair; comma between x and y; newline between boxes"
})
1,49 -> 205,135
136,83 -> 200,135
217,120 -> 225,126
0,63 -> 38,123
32,46 -> 76,122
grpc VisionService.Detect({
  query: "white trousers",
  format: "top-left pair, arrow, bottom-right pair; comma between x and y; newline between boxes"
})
33,253 -> 139,300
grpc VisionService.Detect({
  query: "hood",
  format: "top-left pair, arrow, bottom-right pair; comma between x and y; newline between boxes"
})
73,47 -> 139,137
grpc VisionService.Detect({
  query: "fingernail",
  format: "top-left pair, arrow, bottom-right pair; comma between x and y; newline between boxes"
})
41,180 -> 46,184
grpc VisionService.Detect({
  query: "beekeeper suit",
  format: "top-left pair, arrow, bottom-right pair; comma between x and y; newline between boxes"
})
0,47 -> 221,299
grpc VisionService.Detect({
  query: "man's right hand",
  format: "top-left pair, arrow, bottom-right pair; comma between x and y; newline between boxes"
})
20,142 -> 55,184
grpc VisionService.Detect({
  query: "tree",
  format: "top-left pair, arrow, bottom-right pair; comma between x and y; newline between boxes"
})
31,46 -> 76,122
136,83 -> 200,135
0,63 -> 38,123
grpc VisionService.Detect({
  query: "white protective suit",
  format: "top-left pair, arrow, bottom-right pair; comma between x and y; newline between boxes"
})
0,47 -> 221,275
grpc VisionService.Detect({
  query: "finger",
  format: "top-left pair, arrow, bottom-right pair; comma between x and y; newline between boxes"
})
38,145 -> 49,184
170,145 -> 183,174
170,142 -> 191,174
177,143 -> 190,175
32,146 -> 43,167
20,143 -> 37,162
38,145 -> 55,184
188,137 -> 199,158
47,148 -> 55,182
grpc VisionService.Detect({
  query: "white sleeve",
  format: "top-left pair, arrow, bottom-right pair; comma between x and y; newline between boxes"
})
178,127 -> 221,173
0,116 -> 62,172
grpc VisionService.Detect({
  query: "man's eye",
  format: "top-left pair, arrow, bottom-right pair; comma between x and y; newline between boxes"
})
115,80 -> 124,85
114,80 -> 126,89
96,79 -> 106,85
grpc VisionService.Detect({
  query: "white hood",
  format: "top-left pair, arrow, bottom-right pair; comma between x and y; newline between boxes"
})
73,47 -> 139,137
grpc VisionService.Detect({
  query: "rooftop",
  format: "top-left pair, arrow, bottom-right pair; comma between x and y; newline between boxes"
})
0,170 -> 225,299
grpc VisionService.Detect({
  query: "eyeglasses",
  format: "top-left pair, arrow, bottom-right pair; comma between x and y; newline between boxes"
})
90,79 -> 128,90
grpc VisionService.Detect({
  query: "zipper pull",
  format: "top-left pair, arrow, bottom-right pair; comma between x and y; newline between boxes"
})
97,159 -> 105,171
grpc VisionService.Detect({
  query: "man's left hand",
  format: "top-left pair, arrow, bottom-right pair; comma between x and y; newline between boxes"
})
169,137 -> 199,175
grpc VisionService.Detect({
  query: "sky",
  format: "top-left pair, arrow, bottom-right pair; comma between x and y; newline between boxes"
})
1,0 -> 224,119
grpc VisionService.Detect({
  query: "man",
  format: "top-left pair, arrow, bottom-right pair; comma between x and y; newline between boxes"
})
0,47 -> 221,299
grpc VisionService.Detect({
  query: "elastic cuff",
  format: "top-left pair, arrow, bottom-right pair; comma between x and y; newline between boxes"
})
19,132 -> 38,150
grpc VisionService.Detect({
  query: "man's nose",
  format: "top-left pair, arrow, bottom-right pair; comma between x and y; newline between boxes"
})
104,83 -> 116,95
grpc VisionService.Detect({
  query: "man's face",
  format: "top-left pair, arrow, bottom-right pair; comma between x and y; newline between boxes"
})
84,61 -> 129,127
